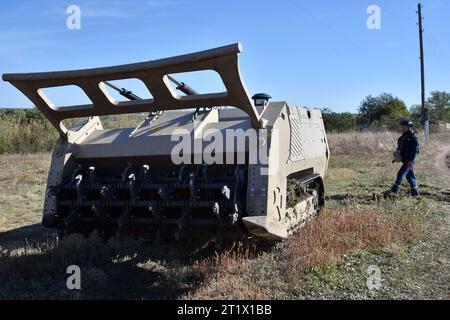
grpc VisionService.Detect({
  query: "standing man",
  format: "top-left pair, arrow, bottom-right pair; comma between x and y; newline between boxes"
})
389,120 -> 420,197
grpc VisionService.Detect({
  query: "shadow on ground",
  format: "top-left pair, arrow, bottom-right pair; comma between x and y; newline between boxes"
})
0,224 -> 223,299
0,224 -> 53,249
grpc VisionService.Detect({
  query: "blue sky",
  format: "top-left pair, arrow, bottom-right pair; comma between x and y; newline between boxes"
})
0,0 -> 449,112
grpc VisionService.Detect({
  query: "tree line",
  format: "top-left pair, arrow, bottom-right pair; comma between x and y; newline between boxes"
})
0,91 -> 449,153
0,109 -> 143,154
0,108 -> 57,154
322,90 -> 450,133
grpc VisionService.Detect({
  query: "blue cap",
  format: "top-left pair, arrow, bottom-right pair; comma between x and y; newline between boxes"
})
399,120 -> 413,127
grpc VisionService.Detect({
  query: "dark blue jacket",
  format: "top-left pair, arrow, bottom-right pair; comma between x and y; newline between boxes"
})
397,130 -> 420,163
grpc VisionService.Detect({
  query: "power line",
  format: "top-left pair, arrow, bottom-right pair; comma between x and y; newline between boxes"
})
424,32 -> 450,81
294,3 -> 370,53
379,2 -> 450,83
380,4 -> 449,92
377,2 -> 416,26
422,20 -> 450,83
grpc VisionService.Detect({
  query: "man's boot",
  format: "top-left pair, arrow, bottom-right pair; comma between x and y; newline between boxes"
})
411,187 -> 419,197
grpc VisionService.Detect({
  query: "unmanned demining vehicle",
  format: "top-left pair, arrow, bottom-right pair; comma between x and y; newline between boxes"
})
2,43 -> 329,244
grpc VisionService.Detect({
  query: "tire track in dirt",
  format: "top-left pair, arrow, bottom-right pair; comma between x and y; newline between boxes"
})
435,144 -> 450,175
386,144 -> 450,299
420,144 -> 450,298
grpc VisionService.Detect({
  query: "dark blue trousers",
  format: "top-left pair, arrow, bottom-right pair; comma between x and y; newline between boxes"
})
391,163 -> 419,195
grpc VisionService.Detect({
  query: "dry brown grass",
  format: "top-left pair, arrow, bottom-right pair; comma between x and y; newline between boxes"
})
280,203 -> 424,278
186,201 -> 425,299
0,153 -> 50,235
327,131 -> 398,155
186,243 -> 268,299
328,131 -> 449,157
191,242 -> 256,276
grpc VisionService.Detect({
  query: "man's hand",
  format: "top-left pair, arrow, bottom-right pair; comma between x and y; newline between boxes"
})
407,161 -> 413,168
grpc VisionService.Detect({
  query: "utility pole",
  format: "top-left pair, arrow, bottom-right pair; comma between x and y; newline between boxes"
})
417,3 -> 429,142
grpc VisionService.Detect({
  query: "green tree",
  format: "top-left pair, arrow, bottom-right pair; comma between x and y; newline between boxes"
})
427,91 -> 450,123
0,108 -> 58,154
358,93 -> 410,129
321,108 -> 357,132
357,95 -> 378,125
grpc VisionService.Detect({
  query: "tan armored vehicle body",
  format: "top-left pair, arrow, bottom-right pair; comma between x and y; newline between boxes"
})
3,43 -> 329,242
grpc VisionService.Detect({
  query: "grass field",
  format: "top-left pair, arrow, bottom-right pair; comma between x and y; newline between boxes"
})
0,131 -> 449,299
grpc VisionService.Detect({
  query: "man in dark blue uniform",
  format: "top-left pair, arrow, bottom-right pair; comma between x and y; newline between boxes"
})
390,120 -> 420,197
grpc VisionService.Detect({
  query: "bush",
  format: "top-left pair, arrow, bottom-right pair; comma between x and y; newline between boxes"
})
358,93 -> 410,129
322,109 -> 357,133
0,109 -> 144,154
0,109 -> 58,154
